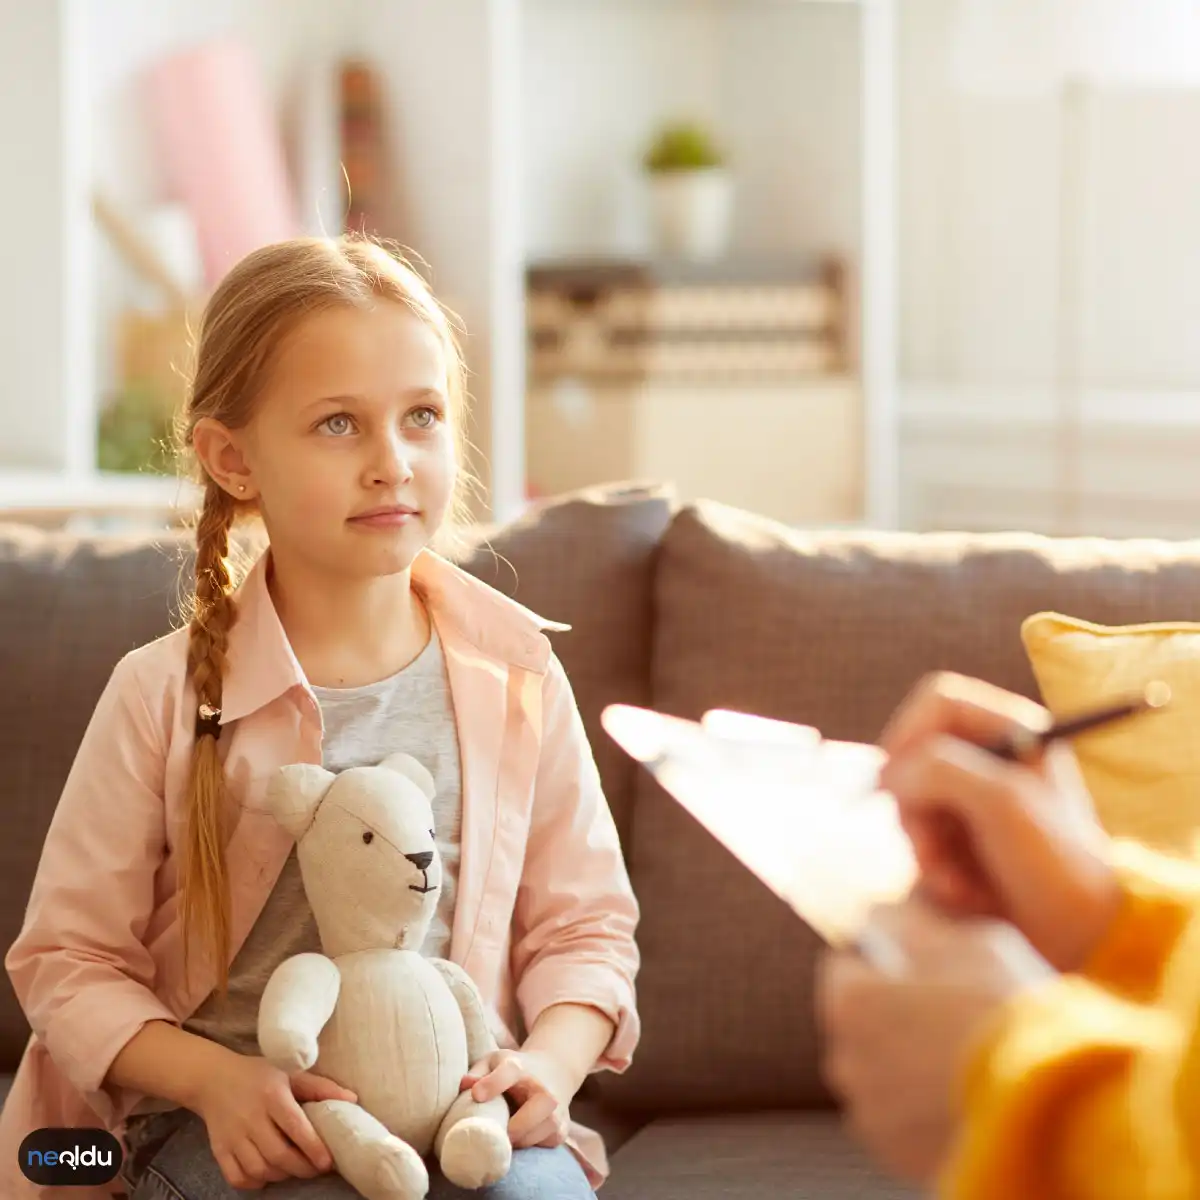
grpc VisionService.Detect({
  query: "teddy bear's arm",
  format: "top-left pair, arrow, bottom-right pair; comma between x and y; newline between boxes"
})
258,951 -> 341,1072
430,959 -> 499,1064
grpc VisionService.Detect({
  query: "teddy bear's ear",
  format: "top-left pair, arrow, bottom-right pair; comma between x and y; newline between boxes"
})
265,764 -> 337,839
378,752 -> 436,801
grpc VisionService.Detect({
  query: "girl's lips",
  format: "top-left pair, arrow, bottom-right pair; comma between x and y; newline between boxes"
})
348,508 -> 419,528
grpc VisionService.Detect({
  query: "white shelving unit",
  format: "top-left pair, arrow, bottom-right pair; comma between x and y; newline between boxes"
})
2,0 -> 95,479
515,0 -> 899,528
859,0 -> 899,529
0,0 -> 897,530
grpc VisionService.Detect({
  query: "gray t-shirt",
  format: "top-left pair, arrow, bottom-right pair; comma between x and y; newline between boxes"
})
181,626 -> 463,1059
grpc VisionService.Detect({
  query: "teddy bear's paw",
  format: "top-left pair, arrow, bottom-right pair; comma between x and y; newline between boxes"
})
439,1118 -> 514,1189
372,1135 -> 429,1200
258,1025 -> 319,1073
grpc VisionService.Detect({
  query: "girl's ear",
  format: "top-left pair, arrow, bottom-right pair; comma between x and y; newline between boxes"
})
265,764 -> 337,838
192,415 -> 257,501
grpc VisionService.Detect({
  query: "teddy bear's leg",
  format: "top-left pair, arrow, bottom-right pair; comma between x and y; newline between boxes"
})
433,1091 -> 513,1190
304,1098 -> 429,1200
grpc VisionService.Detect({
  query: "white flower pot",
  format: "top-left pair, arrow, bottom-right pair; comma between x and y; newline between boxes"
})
647,168 -> 733,261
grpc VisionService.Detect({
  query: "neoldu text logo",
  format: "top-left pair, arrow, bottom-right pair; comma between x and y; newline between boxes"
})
19,1128 -> 123,1187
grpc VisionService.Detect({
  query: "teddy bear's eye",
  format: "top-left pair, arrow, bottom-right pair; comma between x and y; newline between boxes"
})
362,831 -> 374,845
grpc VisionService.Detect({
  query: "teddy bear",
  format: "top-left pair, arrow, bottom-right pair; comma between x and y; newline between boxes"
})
257,752 -> 513,1200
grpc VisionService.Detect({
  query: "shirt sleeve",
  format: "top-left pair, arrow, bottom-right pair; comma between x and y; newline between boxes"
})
509,653 -> 641,1074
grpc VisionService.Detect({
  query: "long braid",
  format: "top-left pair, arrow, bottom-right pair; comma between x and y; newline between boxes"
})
181,480 -> 238,993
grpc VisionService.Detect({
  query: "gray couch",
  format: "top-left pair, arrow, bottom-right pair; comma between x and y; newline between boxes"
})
5,480 -> 1200,1198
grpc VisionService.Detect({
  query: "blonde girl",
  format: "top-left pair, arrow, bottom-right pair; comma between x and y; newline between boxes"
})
1,237 -> 639,1200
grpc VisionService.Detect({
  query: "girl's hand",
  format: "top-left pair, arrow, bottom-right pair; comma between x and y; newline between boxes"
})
189,1051 -> 357,1190
818,897 -> 1055,1183
462,1049 -> 575,1149
878,671 -> 1122,972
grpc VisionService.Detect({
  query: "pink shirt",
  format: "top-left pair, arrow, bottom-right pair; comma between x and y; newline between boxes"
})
0,548 -> 640,1198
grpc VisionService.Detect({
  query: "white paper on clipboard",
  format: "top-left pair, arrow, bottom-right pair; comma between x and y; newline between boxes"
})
601,704 -> 918,947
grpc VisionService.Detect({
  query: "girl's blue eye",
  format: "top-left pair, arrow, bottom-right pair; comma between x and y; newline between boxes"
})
409,406 -> 440,429
320,413 -> 355,436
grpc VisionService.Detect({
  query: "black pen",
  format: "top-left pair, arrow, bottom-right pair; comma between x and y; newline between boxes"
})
990,679 -> 1172,764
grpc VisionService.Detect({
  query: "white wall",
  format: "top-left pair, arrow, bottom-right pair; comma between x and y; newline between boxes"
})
716,2 -> 861,261
899,0 -> 1200,390
520,0 -> 861,263
521,2 -> 723,258
897,0 -> 1200,536
1,0 -> 92,472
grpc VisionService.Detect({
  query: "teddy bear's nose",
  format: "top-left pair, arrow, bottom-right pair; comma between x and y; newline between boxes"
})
405,850 -> 434,872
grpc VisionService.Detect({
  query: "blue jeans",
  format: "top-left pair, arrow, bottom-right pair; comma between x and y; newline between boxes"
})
121,1109 -> 595,1199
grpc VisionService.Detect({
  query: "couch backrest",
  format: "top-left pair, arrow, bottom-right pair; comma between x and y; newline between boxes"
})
597,500 -> 1200,1116
7,488 -> 1200,1117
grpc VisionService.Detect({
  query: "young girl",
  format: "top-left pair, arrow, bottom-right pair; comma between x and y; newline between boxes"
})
0,237 -> 640,1200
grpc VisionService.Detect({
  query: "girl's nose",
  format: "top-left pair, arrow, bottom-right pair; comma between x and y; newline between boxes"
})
368,431 -> 414,487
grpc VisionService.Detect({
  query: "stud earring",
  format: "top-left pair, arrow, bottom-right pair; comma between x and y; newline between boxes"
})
237,484 -> 246,494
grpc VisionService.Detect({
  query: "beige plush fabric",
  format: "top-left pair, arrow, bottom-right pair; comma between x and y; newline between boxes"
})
257,754 -> 511,1197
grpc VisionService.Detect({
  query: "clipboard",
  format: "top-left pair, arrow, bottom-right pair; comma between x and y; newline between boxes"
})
601,704 -> 918,949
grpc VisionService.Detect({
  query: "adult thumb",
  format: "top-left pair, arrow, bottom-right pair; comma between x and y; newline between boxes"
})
291,1070 -> 358,1104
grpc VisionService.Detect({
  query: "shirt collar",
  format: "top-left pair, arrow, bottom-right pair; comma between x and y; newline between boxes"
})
218,548 -> 569,727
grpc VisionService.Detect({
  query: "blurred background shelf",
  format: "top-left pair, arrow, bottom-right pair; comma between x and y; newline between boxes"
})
0,471 -> 200,531
0,0 -> 897,531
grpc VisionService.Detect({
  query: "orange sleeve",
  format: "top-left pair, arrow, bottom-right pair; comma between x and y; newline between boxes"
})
1080,839 -> 1200,1004
939,841 -> 1200,1200
939,980 -> 1174,1200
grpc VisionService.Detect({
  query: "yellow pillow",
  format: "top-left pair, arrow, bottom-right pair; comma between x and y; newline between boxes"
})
1021,612 -> 1200,859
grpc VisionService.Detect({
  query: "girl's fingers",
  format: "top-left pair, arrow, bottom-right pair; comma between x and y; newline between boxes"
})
233,1138 -> 278,1187
270,1093 -> 335,1174
215,1146 -> 252,1192
256,1119 -> 322,1180
290,1070 -> 357,1105
506,1091 -> 556,1146
516,1116 -> 562,1150
462,1051 -> 503,1090
471,1056 -> 524,1103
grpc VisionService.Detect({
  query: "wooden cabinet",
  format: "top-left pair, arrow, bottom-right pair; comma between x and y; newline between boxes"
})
527,376 -> 863,527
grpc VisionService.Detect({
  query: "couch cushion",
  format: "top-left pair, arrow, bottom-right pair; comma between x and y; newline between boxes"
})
602,501 -> 1200,1113
604,1112 -> 921,1200
453,481 -> 675,848
1022,611 -> 1200,855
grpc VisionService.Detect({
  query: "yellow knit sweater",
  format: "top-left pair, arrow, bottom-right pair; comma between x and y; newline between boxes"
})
941,840 -> 1200,1200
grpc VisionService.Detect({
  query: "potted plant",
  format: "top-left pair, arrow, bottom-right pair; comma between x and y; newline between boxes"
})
642,120 -> 733,261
